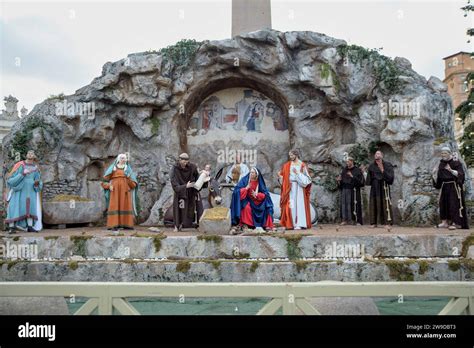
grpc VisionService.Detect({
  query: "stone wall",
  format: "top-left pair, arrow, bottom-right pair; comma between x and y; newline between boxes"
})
1,233 -> 471,282
1,261 -> 470,282
42,180 -> 82,201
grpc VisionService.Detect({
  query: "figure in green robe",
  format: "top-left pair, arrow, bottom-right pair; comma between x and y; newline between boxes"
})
5,150 -> 43,233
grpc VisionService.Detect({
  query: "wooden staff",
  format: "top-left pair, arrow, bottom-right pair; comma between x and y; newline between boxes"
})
384,181 -> 392,222
353,187 -> 358,223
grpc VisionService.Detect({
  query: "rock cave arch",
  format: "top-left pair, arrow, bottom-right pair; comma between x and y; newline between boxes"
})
177,76 -> 292,190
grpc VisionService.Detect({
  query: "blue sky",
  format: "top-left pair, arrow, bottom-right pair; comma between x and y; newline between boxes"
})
1,0 -> 472,112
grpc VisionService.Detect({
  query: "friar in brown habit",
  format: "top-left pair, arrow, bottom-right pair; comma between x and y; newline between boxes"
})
432,147 -> 469,230
170,153 -> 203,232
365,150 -> 395,228
337,157 -> 364,225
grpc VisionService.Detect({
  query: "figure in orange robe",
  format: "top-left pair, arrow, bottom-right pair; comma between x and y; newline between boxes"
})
279,149 -> 312,230
101,154 -> 139,230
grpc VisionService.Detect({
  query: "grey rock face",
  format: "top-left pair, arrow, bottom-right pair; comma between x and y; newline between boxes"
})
2,29 -> 470,225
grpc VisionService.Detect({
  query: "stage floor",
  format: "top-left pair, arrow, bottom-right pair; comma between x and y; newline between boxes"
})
1,224 -> 472,238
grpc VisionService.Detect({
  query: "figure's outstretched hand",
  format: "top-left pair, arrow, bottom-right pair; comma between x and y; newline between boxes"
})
186,181 -> 195,188
110,185 -> 114,192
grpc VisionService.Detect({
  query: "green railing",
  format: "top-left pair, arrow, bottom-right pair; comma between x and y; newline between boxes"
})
1,281 -> 473,315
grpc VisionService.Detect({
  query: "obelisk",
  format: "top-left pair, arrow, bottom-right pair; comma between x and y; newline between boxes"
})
231,0 -> 272,37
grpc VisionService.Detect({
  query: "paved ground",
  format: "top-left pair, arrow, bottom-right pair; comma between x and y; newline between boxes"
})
1,224 -> 472,238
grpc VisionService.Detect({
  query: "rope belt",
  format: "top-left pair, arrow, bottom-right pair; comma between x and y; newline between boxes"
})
353,187 -> 358,223
440,181 -> 464,218
383,182 -> 392,222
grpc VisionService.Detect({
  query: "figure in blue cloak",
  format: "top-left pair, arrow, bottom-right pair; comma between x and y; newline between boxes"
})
230,167 -> 274,234
5,150 -> 43,233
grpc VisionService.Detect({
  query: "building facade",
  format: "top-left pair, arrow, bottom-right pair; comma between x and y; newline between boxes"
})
0,95 -> 24,228
443,51 -> 474,142
0,95 -> 23,145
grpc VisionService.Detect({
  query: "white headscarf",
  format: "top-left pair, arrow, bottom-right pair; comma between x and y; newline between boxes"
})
114,153 -> 128,172
249,167 -> 259,194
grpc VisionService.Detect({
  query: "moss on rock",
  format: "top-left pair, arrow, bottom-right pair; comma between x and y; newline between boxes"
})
385,260 -> 415,281
197,235 -> 223,244
176,260 -> 191,273
70,235 -> 92,258
250,261 -> 259,273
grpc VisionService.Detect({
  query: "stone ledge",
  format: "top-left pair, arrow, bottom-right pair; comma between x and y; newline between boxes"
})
0,233 -> 470,259
1,259 -> 472,282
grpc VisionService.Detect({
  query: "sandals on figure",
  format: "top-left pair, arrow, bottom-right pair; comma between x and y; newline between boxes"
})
230,226 -> 243,235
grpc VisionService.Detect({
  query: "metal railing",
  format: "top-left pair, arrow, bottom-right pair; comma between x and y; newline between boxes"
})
0,281 -> 473,315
